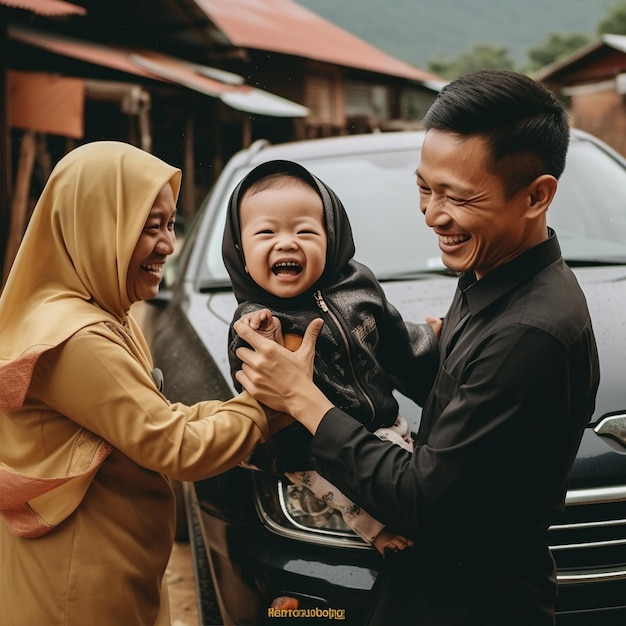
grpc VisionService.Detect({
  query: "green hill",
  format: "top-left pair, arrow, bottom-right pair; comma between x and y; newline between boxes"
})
296,0 -> 614,70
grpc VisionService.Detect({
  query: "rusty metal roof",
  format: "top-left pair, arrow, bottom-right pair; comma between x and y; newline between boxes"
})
195,0 -> 440,84
9,26 -> 309,117
130,52 -> 308,116
534,35 -> 626,82
11,26 -> 152,77
0,0 -> 85,16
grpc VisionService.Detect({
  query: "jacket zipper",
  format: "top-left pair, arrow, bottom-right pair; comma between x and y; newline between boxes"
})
314,290 -> 376,422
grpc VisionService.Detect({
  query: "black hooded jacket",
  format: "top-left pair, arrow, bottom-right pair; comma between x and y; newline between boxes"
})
222,160 -> 438,472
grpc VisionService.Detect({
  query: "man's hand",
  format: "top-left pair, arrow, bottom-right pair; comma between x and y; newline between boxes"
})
234,317 -> 333,434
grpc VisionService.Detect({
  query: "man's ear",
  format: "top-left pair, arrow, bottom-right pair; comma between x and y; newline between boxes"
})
526,174 -> 558,219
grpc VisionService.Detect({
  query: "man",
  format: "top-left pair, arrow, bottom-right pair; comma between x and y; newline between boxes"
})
234,70 -> 600,625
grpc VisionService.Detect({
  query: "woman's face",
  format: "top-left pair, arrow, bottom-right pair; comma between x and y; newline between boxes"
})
126,183 -> 177,303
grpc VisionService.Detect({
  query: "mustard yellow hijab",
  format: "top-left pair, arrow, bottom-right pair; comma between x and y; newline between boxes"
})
0,141 -> 181,409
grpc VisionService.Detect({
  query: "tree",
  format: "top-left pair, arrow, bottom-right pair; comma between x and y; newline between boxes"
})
526,32 -> 591,71
428,44 -> 516,80
597,0 -> 626,35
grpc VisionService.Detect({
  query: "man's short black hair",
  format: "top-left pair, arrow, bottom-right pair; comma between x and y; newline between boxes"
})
423,70 -> 570,197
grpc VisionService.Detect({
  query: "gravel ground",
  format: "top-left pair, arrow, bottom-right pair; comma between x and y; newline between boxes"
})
167,542 -> 199,626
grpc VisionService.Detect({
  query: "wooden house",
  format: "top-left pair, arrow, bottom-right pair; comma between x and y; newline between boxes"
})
1,0 -> 443,280
536,34 -> 626,159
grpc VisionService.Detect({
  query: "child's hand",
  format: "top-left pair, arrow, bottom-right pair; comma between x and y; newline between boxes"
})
239,309 -> 285,346
426,315 -> 443,340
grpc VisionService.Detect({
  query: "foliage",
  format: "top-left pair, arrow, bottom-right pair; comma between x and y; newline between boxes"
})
429,45 -> 515,80
597,1 -> 626,35
525,33 -> 591,71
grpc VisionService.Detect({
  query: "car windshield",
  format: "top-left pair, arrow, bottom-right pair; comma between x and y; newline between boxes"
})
200,135 -> 626,285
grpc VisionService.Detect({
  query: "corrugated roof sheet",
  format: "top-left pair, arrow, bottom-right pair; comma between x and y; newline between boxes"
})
0,0 -> 85,16
9,26 -> 309,117
11,26 -> 153,77
195,0 -> 441,84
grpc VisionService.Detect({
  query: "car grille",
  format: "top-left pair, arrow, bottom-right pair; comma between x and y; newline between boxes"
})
551,487 -> 626,622
549,486 -> 626,584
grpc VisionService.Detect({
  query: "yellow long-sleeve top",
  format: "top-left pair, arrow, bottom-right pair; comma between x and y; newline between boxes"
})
0,321 -> 269,625
0,141 -> 271,625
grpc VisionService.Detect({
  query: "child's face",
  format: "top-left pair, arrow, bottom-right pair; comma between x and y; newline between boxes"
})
239,181 -> 327,298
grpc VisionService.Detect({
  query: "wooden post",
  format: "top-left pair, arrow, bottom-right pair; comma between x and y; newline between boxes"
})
182,106 -> 195,220
0,7 -> 10,285
242,114 -> 252,148
2,130 -> 36,286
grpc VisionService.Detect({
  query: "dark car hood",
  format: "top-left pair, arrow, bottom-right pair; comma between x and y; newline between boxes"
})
574,266 -> 626,422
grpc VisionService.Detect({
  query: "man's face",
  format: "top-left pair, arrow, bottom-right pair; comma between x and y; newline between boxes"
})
416,130 -> 536,279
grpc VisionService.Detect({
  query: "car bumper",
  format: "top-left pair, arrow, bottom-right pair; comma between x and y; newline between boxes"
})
185,475 -> 383,626
185,472 -> 626,626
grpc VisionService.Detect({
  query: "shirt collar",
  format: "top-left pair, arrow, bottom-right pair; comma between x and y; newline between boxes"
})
459,228 -> 561,315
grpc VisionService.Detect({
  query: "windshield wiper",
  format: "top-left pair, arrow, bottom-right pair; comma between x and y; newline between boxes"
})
198,279 -> 234,293
378,267 -> 459,282
565,258 -> 626,267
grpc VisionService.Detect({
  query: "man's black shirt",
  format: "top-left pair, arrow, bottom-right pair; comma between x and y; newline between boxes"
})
312,230 -> 600,625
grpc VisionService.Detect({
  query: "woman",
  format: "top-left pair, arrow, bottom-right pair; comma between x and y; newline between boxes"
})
0,142 -> 274,625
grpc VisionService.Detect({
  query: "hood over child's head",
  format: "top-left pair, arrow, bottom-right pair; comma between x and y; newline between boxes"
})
222,159 -> 355,305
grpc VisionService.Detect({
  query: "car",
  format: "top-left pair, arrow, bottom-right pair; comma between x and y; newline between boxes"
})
144,129 -> 626,625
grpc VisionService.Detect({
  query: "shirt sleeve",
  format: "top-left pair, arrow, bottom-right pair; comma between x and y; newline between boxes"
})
227,301 -> 267,392
311,323 -> 572,538
32,329 -> 270,482
374,280 -> 439,406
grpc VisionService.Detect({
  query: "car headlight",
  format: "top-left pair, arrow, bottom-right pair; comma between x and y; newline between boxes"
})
253,474 -> 370,549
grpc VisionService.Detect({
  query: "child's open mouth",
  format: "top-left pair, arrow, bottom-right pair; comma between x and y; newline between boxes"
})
272,261 -> 303,276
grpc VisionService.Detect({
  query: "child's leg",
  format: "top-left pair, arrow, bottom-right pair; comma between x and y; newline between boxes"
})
285,470 -> 385,545
284,417 -> 415,555
370,416 -> 417,554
